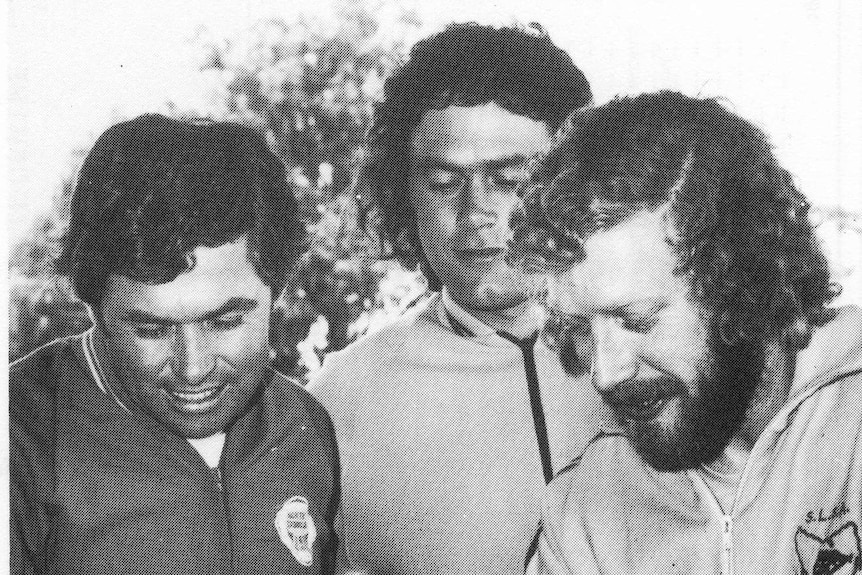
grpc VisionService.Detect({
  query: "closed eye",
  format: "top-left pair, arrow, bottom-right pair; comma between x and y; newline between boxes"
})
616,314 -> 658,334
426,168 -> 463,193
491,163 -> 531,188
134,323 -> 172,339
209,314 -> 244,331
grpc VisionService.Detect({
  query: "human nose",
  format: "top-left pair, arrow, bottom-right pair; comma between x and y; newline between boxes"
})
171,325 -> 216,384
458,173 -> 496,227
591,317 -> 639,393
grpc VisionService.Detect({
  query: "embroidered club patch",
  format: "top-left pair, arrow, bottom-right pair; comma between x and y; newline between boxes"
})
795,522 -> 861,575
275,496 -> 317,566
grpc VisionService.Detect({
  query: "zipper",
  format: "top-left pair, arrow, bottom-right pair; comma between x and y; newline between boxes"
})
214,465 -> 235,574
496,331 -> 553,484
721,515 -> 733,575
689,431 -> 770,575
690,471 -> 735,575
686,369 -> 842,574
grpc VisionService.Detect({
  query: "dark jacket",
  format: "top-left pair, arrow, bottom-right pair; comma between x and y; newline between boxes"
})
10,333 -> 340,575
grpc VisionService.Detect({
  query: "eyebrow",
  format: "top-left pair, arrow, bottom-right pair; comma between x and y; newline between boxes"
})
123,297 -> 259,324
413,154 -> 533,172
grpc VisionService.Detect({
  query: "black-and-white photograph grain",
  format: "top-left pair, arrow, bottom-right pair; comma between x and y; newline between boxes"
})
6,1 -> 862,573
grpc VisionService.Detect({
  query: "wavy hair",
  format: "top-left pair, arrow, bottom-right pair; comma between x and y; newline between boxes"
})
56,114 -> 304,306
510,91 -> 837,349
359,22 -> 593,290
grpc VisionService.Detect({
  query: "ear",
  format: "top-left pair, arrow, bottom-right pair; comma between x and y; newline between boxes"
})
781,315 -> 814,350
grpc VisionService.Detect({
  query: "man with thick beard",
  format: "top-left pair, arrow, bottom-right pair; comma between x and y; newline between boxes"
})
509,92 -> 862,574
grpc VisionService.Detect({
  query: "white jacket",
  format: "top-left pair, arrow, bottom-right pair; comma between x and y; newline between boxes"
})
535,306 -> 862,575
309,291 -> 610,574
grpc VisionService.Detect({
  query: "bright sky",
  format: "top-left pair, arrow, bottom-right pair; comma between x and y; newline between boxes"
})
6,0 -> 862,244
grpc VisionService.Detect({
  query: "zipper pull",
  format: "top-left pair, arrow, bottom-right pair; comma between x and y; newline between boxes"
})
213,466 -> 224,491
721,515 -> 733,575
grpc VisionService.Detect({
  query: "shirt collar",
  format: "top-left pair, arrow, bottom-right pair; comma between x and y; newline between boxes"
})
82,327 -> 131,413
439,288 -> 497,338
439,287 -> 544,342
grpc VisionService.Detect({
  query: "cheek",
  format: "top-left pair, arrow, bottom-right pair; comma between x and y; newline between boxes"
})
414,202 -> 455,250
644,322 -> 712,384
546,275 -> 587,316
495,194 -> 520,225
218,319 -> 271,367
112,333 -> 169,378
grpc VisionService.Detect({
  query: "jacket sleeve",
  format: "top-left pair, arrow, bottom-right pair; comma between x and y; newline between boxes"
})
298,385 -> 342,575
10,420 -> 49,575
10,350 -> 59,575
11,474 -> 33,575
535,521 -> 574,575
533,465 -> 601,575
331,505 -> 363,575
322,410 -> 341,575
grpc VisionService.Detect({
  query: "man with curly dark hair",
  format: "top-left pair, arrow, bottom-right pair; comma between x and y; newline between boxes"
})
10,115 -> 340,574
308,23 -> 609,574
510,91 -> 862,574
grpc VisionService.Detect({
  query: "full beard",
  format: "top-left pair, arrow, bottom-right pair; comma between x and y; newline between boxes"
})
623,332 -> 765,472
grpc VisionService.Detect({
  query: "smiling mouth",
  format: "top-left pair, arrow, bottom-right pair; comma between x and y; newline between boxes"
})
455,247 -> 503,262
165,385 -> 226,414
608,384 -> 675,423
619,395 -> 671,422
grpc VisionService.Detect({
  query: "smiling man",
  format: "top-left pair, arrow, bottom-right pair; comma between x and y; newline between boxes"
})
510,91 -> 862,574
10,115 -> 339,574
308,23 -> 609,574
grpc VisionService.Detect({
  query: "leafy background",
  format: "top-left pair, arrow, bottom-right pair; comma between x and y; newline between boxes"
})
8,1 -> 861,380
9,2 -> 430,380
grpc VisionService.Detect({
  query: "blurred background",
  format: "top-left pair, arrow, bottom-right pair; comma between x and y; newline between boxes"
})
7,0 -> 862,379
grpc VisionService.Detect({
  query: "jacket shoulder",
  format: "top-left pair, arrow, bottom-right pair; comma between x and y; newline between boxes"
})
270,371 -> 334,429
307,299 -> 437,398
10,337 -> 83,427
9,338 -> 83,567
269,371 -> 338,460
544,432 -> 641,522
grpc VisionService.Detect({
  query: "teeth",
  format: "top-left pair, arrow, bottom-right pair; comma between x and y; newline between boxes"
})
169,388 -> 220,403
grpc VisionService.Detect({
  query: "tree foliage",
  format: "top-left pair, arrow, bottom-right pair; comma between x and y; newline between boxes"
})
9,0 -> 428,379
9,0 -> 860,373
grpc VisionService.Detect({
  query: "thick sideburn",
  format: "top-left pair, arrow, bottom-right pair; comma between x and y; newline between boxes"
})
690,331 -> 766,464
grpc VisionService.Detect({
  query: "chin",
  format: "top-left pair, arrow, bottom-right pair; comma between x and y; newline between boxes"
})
627,334 -> 765,472
631,431 -> 711,472
469,288 -> 530,312
626,413 -> 736,472
468,276 -> 532,310
165,415 -> 227,439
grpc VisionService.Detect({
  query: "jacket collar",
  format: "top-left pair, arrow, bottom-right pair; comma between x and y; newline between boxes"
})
78,327 -> 298,471
788,305 -> 862,400
437,288 -> 543,346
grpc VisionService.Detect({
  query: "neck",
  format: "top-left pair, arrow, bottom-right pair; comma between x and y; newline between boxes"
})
469,299 -> 538,338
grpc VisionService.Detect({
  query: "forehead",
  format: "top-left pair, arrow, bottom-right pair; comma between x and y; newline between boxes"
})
100,238 -> 269,321
549,208 -> 689,313
409,102 -> 551,165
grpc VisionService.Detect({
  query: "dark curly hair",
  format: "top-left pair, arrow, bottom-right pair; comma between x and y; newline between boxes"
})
360,22 -> 593,290
510,91 -> 837,351
56,114 -> 305,307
